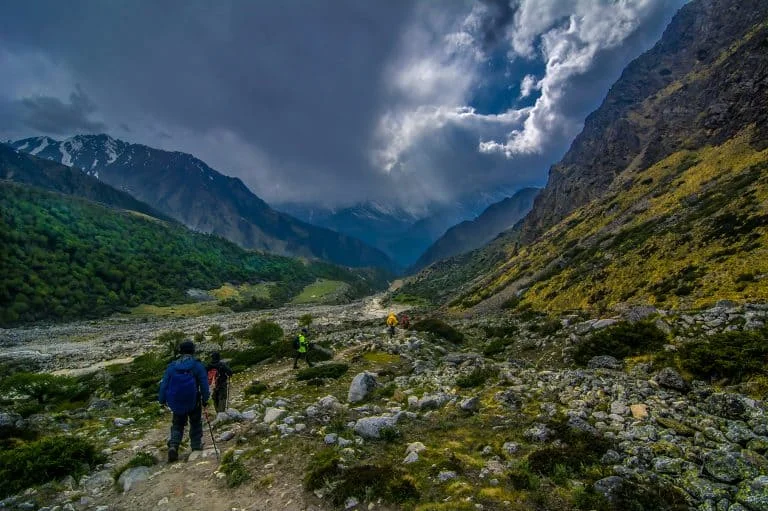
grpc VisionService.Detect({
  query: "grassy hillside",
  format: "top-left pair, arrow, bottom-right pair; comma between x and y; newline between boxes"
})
398,132 -> 768,313
0,182 -> 388,325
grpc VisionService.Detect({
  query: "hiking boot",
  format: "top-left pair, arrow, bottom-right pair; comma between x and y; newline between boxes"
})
168,447 -> 179,463
191,444 -> 203,451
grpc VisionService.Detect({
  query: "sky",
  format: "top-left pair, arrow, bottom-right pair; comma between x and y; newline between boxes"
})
0,0 -> 686,212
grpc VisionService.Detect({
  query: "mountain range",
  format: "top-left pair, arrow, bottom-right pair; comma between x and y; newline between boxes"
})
10,135 -> 396,271
279,188 -> 520,268
396,0 -> 768,312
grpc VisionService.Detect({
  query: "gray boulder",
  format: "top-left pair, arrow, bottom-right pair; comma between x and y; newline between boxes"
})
418,393 -> 451,411
348,372 -> 378,403
117,466 -> 151,492
588,356 -> 622,370
594,476 -> 625,501
459,397 -> 480,413
263,407 -> 287,424
704,393 -> 753,420
704,451 -> 761,483
653,367 -> 689,391
354,415 -> 398,439
736,475 -> 768,511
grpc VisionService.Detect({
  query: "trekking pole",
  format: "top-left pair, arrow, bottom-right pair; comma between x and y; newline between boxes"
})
201,399 -> 220,460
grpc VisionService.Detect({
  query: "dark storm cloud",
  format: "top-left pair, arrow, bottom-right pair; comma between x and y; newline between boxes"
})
18,86 -> 105,135
0,0 -> 686,209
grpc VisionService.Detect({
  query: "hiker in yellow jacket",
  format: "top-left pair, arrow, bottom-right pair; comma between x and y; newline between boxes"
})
386,312 -> 398,339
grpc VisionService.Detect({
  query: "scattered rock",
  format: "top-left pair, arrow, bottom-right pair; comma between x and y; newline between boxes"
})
324,433 -> 338,444
588,356 -> 622,370
348,372 -> 378,403
218,430 -> 235,442
83,470 -> 113,492
438,471 -> 457,482
653,368 -> 689,391
630,404 -> 649,420
594,476 -> 625,501
407,442 -> 426,454
117,466 -> 151,492
703,393 -> 751,421
354,415 -> 399,439
113,417 -> 135,427
524,423 -> 552,443
459,396 -> 480,413
403,451 -> 419,464
591,319 -> 619,330
263,408 -> 287,424
345,496 -> 359,509
704,451 -> 761,483
736,475 -> 768,511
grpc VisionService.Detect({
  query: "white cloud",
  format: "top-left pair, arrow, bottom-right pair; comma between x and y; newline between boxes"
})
519,74 -> 540,98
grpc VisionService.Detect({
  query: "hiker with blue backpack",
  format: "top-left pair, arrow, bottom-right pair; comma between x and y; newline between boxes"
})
158,340 -> 210,462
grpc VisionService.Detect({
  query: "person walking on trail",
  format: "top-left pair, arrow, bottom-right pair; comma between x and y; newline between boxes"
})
401,313 -> 410,330
158,340 -> 210,463
293,327 -> 313,369
206,352 -> 233,413
386,312 -> 398,338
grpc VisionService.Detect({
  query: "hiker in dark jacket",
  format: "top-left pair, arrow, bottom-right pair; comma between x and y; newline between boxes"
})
158,340 -> 210,462
206,352 -> 233,413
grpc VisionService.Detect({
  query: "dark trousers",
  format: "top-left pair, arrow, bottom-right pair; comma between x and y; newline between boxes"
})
293,351 -> 312,368
169,401 -> 203,450
213,384 -> 228,413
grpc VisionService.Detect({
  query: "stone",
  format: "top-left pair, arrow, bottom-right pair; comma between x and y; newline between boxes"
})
354,415 -> 398,439
417,393 -> 451,410
654,368 -> 689,391
503,442 -> 520,455
704,451 -> 760,483
318,395 -> 343,411
117,466 -> 151,492
403,451 -> 419,464
736,475 -> 768,511
591,319 -> 619,330
348,372 -> 378,403
263,407 -> 287,424
704,394 -> 751,421
88,399 -> 113,411
726,422 -> 757,445
611,401 -> 629,416
594,476 -> 625,501
653,456 -> 683,474
524,423 -> 552,442
0,412 -> 22,428
338,437 -> 352,447
345,496 -> 359,509
438,471 -> 457,482
295,423 -> 307,433
218,430 -> 235,442
324,433 -> 338,444
630,404 -> 649,420
443,353 -> 483,365
407,442 -> 426,454
83,470 -> 114,492
588,356 -> 622,370
568,416 -> 598,436
113,417 -> 135,427
460,397 -> 480,413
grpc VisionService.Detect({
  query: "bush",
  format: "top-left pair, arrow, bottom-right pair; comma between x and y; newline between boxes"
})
222,346 -> 276,372
484,338 -> 513,357
243,381 -> 268,397
529,318 -> 562,336
303,450 -> 418,506
113,451 -> 157,482
0,436 -> 105,498
573,321 -> 667,366
158,330 -> 187,356
677,328 -> 768,383
298,314 -> 313,327
219,450 -> 250,488
456,367 -> 496,388
296,363 -> 349,381
0,373 -> 90,406
107,352 -> 169,398
412,318 -> 464,344
238,320 -> 284,346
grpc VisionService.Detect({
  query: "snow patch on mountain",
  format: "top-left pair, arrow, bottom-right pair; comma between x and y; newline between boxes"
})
30,137 -> 50,156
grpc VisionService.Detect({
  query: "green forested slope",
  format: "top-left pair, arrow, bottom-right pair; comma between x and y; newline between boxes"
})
0,182 -> 385,325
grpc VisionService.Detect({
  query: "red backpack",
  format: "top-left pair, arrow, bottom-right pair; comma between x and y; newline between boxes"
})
207,367 -> 219,391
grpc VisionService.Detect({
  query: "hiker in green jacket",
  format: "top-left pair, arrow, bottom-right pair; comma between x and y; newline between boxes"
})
293,327 -> 313,369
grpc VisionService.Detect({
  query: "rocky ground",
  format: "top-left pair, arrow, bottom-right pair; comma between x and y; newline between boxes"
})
1,299 -> 767,511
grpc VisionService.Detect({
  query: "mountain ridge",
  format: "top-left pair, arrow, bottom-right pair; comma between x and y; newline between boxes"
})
11,135 -> 397,271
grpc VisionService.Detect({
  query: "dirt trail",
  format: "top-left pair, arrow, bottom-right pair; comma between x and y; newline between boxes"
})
97,358 -> 328,511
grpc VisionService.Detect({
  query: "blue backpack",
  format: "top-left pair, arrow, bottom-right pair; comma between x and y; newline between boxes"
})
166,367 -> 198,414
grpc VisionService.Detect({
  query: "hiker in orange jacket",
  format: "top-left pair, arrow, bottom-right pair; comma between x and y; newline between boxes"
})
206,352 -> 233,413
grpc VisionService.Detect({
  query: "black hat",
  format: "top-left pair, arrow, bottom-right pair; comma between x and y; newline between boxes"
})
179,340 -> 195,355
211,351 -> 221,362
301,327 -> 308,334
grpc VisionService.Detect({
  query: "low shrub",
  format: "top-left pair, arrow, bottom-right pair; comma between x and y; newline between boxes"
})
529,318 -> 562,336
0,373 -> 92,407
304,450 -> 418,506
456,367 -> 496,388
412,318 -> 464,344
296,363 -> 349,381
113,451 -> 157,482
481,323 -> 519,339
158,330 -> 187,357
222,346 -> 276,372
573,321 -> 667,366
677,328 -> 768,383
0,436 -> 105,498
483,337 -> 513,357
243,381 -> 268,397
219,450 -> 250,488
107,352 -> 169,398
236,320 -> 284,346
379,426 -> 401,442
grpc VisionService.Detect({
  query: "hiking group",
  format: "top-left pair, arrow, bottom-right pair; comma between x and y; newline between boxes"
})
158,327 -> 312,461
